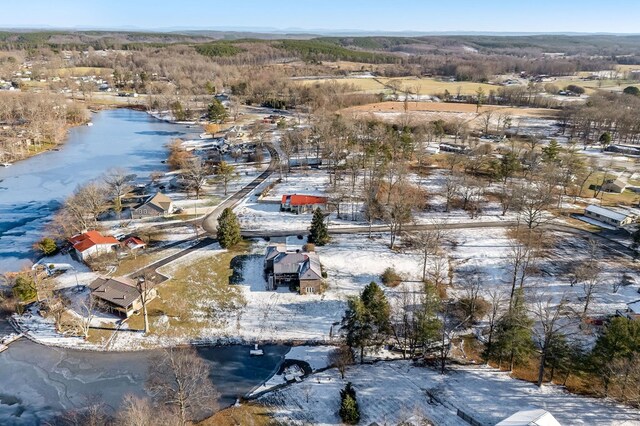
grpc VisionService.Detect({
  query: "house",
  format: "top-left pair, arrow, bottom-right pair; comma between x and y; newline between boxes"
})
281,194 -> 328,214
131,192 -> 174,219
123,237 -> 147,251
89,276 -> 157,318
602,178 -> 628,193
264,244 -> 323,294
584,205 -> 636,228
68,231 -> 119,261
496,408 -> 560,426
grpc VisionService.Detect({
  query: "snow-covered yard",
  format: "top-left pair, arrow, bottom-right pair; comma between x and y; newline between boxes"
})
259,361 -> 640,426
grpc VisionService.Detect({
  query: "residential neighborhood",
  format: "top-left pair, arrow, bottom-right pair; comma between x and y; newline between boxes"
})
2,2 -> 640,425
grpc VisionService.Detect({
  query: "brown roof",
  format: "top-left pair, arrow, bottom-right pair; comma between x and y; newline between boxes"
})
146,192 -> 173,212
89,277 -> 140,309
68,231 -> 118,253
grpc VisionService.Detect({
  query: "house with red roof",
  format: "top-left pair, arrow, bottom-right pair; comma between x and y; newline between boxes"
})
281,194 -> 328,214
123,237 -> 147,251
68,230 -> 119,261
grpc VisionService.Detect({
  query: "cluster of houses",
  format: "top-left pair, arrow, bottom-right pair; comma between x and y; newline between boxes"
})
68,230 -> 147,261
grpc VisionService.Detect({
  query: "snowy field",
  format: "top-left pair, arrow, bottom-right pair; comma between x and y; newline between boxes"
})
260,361 -> 640,426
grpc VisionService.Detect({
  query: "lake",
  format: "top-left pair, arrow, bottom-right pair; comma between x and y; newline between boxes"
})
0,109 -> 288,424
0,108 -> 195,273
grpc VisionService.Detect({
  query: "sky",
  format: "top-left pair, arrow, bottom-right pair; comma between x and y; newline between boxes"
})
1,0 -> 639,34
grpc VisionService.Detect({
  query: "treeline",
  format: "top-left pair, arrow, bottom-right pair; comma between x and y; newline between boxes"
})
0,93 -> 89,161
563,91 -> 640,145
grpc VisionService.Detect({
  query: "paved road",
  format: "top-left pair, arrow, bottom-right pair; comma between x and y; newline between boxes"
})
127,143 -> 280,282
202,144 -> 280,234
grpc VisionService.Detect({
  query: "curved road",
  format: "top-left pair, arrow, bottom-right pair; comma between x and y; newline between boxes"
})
129,143 -> 280,281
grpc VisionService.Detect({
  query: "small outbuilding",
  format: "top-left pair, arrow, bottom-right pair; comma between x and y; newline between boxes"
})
602,178 -> 628,194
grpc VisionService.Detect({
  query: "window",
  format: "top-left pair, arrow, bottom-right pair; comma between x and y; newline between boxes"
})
306,287 -> 315,294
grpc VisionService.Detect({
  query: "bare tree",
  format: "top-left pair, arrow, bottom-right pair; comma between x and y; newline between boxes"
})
329,345 -> 354,379
104,168 -> 134,218
181,156 -> 210,200
117,394 -> 163,426
146,347 -> 219,425
529,291 -> 574,387
410,225 -> 444,282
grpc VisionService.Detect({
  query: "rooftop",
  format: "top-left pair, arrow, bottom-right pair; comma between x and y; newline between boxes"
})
68,231 -> 119,253
88,276 -> 140,309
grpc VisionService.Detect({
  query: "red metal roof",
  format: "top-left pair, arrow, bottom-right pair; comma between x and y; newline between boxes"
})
68,231 -> 118,252
281,194 -> 328,206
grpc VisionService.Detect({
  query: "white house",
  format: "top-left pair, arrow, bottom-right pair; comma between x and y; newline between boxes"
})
584,205 -> 635,228
68,231 -> 119,261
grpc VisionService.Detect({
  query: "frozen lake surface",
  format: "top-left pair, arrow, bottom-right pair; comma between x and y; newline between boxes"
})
0,108 -> 197,273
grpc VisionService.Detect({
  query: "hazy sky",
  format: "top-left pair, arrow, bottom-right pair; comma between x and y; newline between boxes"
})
1,0 -> 639,33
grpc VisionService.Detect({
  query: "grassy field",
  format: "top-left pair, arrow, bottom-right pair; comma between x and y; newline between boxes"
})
198,403 -> 273,426
124,241 -> 249,338
298,76 -> 499,96
342,101 -> 559,118
52,66 -> 113,77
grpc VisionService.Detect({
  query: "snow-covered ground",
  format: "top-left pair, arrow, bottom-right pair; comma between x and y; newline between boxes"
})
250,345 -> 338,396
260,361 -> 640,426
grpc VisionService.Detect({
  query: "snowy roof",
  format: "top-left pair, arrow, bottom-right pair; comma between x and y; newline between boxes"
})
628,300 -> 640,314
585,205 -> 629,222
299,252 -> 322,281
496,408 -> 561,426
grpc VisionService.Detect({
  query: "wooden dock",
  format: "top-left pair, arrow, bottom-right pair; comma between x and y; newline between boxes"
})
0,333 -> 23,353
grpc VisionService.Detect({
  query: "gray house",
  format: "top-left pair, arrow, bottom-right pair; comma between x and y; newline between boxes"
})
264,244 -> 323,294
132,192 -> 174,219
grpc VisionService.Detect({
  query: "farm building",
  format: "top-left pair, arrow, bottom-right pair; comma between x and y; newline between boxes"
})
88,276 -> 157,318
68,231 -> 119,261
264,244 -> 323,294
131,192 -> 174,218
584,205 -> 636,228
281,194 -> 328,214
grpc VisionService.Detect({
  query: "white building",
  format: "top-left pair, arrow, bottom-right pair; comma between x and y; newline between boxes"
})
584,205 -> 635,228
496,408 -> 561,426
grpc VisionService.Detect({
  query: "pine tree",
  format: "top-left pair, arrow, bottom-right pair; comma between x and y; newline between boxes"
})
216,208 -> 241,248
339,382 -> 360,425
309,207 -> 329,246
488,289 -> 534,370
341,282 -> 391,363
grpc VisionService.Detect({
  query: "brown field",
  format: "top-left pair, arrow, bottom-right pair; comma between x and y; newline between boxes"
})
297,76 -> 500,96
198,403 -> 273,426
342,101 -> 558,117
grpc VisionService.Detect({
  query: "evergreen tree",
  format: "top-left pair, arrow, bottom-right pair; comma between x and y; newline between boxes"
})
599,132 -> 612,149
339,382 -> 360,425
216,208 -> 241,248
590,316 -> 640,396
341,282 -> 391,363
36,237 -> 58,256
542,139 -> 560,162
207,98 -> 228,123
487,289 -> 534,370
309,207 -> 329,246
